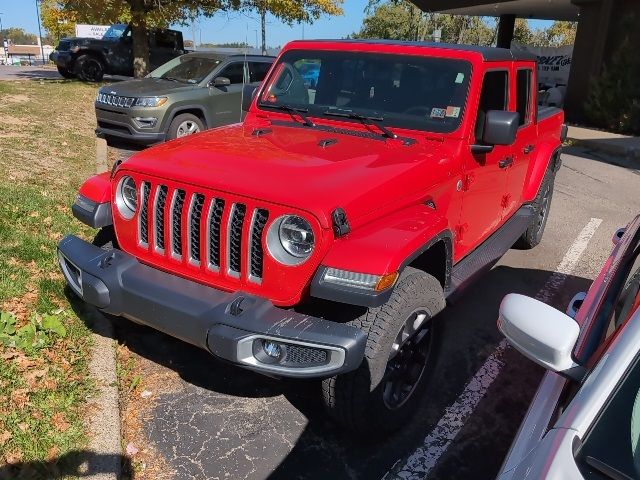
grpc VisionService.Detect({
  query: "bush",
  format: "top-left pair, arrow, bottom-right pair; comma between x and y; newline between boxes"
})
585,15 -> 640,135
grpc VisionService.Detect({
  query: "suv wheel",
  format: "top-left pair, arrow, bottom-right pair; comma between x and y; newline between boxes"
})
515,166 -> 556,249
56,65 -> 75,79
168,113 -> 204,140
76,54 -> 104,82
322,267 -> 445,435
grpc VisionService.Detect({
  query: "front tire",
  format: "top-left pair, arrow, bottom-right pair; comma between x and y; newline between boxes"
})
76,54 -> 104,82
167,113 -> 205,140
322,267 -> 445,435
57,65 -> 75,79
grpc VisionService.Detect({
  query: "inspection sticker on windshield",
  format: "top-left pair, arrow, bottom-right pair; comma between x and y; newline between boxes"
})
446,106 -> 461,118
430,108 -> 446,119
455,73 -> 465,83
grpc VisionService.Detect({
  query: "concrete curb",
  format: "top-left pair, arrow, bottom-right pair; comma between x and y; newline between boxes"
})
85,308 -> 121,480
570,138 -> 640,161
84,137 -> 121,480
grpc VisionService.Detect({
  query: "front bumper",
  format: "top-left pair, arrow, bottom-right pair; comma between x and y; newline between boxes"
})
95,106 -> 166,145
50,51 -> 72,70
57,235 -> 366,378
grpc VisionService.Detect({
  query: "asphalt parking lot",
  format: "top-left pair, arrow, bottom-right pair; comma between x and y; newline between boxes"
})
110,146 -> 640,480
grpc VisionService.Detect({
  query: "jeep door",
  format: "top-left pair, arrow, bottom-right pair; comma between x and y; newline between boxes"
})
503,65 -> 537,218
107,27 -> 133,75
204,61 -> 247,127
457,68 -> 512,257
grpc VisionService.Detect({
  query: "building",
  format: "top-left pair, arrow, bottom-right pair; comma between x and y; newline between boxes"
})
410,0 -> 640,121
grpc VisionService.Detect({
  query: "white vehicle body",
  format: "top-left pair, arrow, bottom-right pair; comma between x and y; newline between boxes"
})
498,215 -> 640,480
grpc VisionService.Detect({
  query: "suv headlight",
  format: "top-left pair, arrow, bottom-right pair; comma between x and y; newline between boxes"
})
134,96 -> 167,107
115,176 -> 137,219
267,215 -> 315,265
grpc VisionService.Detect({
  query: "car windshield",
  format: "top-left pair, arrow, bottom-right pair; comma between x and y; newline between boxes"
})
102,24 -> 128,40
149,55 -> 222,84
258,49 -> 472,134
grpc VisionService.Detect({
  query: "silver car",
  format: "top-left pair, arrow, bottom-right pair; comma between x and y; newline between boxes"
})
497,214 -> 640,479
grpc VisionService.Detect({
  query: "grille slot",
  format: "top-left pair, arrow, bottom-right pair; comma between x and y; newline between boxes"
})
138,182 -> 150,247
207,199 -> 225,270
248,209 -> 269,282
188,193 -> 205,264
170,189 -> 186,259
154,185 -> 168,252
137,183 -> 270,282
227,203 -> 247,277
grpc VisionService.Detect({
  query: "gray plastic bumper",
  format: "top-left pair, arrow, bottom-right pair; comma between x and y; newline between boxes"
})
57,235 -> 366,378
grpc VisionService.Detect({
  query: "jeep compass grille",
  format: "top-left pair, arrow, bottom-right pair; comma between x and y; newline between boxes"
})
138,183 -> 269,283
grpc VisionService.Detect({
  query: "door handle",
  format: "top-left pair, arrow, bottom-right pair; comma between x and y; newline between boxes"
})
523,144 -> 535,154
499,156 -> 513,169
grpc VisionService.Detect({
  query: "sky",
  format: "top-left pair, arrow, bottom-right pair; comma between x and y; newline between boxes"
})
0,0 -> 550,48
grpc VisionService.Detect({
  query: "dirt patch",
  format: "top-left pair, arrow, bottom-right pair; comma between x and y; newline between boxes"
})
0,114 -> 29,126
2,94 -> 29,104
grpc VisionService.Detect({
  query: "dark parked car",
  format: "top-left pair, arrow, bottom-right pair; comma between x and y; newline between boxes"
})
50,24 -> 186,82
94,52 -> 274,145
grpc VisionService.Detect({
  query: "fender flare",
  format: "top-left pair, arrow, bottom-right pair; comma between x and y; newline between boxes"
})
163,104 -> 212,132
74,172 -> 113,228
311,205 -> 453,307
522,143 -> 562,202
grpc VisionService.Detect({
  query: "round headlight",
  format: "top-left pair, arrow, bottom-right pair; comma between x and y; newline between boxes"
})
279,216 -> 314,257
116,176 -> 137,219
266,215 -> 315,265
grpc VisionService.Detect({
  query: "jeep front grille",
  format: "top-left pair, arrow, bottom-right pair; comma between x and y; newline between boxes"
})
141,183 -> 268,283
96,93 -> 136,108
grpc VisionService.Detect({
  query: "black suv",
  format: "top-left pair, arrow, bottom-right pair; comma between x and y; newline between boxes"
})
50,24 -> 185,82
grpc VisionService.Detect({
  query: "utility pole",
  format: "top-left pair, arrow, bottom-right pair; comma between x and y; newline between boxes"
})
35,0 -> 45,64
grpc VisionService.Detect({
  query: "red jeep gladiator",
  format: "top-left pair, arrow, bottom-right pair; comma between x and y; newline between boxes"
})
58,39 -> 566,433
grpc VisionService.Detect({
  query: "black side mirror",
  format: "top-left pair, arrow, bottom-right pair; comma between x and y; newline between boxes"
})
483,110 -> 519,145
242,84 -> 258,112
212,76 -> 231,87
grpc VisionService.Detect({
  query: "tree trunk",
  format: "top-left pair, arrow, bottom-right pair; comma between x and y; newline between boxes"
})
260,7 -> 267,56
129,0 -> 150,78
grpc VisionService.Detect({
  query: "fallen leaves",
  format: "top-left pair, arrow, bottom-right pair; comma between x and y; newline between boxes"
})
10,388 -> 31,409
51,412 -> 70,432
0,430 -> 11,446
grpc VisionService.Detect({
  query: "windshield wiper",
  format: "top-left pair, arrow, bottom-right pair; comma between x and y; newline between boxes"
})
162,76 -> 186,83
323,108 -> 397,139
263,104 -> 315,127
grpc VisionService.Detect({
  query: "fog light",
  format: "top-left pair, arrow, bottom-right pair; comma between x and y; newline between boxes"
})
263,340 -> 282,359
252,339 -> 287,365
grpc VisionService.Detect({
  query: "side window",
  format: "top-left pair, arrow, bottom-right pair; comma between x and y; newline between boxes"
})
249,62 -> 272,83
516,69 -> 532,126
154,30 -> 177,49
475,70 -> 508,140
219,62 -> 245,84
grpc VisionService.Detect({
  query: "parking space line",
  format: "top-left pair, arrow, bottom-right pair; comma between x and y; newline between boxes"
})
385,217 -> 603,480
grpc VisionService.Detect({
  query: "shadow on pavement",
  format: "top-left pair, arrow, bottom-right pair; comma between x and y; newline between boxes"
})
0,451 -> 130,480
68,264 -> 592,479
563,145 -> 640,172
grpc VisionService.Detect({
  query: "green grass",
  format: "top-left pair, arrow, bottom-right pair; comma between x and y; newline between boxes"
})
0,79 -> 105,476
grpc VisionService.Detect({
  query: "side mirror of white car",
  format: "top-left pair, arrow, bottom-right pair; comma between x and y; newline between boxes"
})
498,293 -> 584,380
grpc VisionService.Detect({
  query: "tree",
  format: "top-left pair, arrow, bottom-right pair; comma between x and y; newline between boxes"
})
0,27 -> 38,45
585,15 -> 640,134
353,1 -> 493,46
244,1 -> 342,55
40,0 -> 76,42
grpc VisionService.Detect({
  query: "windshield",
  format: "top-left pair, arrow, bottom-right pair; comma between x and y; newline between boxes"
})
258,50 -> 472,134
102,24 -> 128,40
149,55 -> 222,84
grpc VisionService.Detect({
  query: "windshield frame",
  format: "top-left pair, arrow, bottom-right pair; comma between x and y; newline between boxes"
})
256,48 -> 473,135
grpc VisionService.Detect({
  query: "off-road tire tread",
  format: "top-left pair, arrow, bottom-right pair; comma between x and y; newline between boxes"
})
322,267 -> 445,433
514,164 -> 556,249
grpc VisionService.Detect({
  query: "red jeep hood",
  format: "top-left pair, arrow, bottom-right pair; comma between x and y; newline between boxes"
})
122,122 -> 455,228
